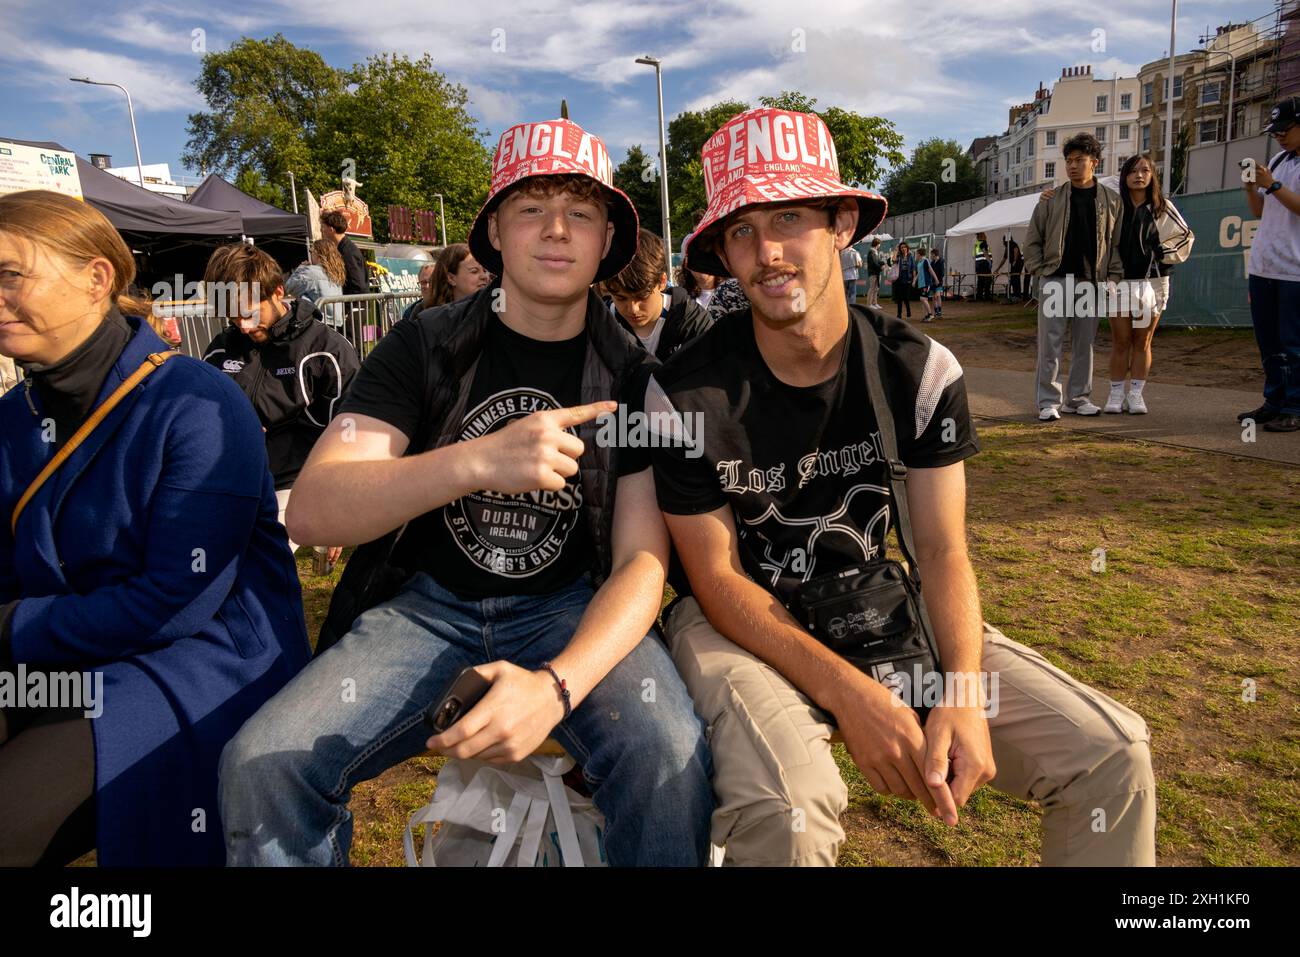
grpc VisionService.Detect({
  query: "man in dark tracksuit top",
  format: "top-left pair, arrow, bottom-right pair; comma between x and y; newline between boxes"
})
604,228 -> 713,361
201,243 -> 360,552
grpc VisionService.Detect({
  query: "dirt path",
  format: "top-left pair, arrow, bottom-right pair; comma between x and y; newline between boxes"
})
886,299 -> 1265,392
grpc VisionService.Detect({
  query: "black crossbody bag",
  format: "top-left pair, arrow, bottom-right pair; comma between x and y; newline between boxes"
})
792,317 -> 943,720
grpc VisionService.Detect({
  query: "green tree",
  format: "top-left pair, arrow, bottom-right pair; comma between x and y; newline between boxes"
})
183,33 -> 342,209
665,100 -> 750,239
881,138 -> 984,216
612,144 -> 663,238
185,40 -> 491,241
311,53 -> 491,241
757,91 -> 818,113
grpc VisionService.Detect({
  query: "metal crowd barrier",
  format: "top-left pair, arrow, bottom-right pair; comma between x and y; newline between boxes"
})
0,292 -> 421,398
151,292 -> 423,362
313,293 -> 422,360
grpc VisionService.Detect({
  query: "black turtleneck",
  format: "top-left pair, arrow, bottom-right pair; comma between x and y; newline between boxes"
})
3,310 -> 133,655
4,309 -> 133,657
20,308 -> 132,449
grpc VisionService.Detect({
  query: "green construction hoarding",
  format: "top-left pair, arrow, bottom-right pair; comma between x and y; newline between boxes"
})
1164,187 -> 1256,328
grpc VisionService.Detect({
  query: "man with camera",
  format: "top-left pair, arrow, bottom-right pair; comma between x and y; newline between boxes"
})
649,108 -> 1156,866
1239,97 -> 1300,433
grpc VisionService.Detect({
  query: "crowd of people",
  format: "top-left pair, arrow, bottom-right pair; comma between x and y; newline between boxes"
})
864,112 -> 1299,431
3,94 -> 1298,869
876,240 -> 946,322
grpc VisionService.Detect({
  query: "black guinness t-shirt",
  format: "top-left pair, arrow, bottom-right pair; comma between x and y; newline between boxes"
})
338,314 -> 647,599
650,307 -> 979,606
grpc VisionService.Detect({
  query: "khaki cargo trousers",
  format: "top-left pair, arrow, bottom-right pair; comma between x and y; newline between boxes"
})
665,597 -> 1156,866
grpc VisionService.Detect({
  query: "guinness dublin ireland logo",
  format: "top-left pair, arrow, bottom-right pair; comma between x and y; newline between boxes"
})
445,387 -> 584,577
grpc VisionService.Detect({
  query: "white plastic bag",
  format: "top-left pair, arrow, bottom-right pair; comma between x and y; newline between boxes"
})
404,754 -> 608,867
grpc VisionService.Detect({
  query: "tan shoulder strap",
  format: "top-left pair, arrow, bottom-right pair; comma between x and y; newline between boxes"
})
10,351 -> 178,536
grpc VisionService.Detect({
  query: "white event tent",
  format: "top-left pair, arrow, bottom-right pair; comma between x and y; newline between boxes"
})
943,175 -> 1122,282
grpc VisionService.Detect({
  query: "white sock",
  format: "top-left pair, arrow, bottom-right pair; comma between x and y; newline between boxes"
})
1131,379 -> 1146,394
1109,381 -> 1125,396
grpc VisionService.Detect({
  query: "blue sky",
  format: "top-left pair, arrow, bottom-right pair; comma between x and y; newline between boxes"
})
0,0 -> 1281,189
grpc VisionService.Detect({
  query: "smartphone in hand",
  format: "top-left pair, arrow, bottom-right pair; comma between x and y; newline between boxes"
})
424,666 -> 492,734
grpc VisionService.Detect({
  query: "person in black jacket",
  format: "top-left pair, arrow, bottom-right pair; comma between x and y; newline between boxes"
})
320,210 -> 369,296
200,243 -> 360,558
603,228 -> 713,361
217,117 -> 713,867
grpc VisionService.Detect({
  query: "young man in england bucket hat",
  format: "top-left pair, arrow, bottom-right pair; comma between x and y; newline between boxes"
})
648,107 -> 1155,866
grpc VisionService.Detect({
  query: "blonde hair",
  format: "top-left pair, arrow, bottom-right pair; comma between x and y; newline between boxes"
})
311,239 -> 346,286
0,189 -> 153,319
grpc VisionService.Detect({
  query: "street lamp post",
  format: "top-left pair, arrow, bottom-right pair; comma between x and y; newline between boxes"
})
635,55 -> 673,281
1163,0 -> 1178,195
432,193 -> 447,247
921,180 -> 938,240
70,77 -> 144,188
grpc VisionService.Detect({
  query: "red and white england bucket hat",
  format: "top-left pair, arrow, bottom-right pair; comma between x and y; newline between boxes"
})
681,108 -> 888,277
468,118 -> 640,284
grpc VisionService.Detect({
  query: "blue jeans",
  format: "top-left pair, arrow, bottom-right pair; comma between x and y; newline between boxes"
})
1248,274 -> 1300,414
219,572 -> 713,865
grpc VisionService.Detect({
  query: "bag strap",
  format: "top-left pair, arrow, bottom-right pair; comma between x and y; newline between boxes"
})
486,790 -> 534,867
10,351 -> 178,536
856,313 -> 924,586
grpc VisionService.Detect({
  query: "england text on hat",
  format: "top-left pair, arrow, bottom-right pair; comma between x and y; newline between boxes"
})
491,122 -> 614,185
702,112 -> 840,194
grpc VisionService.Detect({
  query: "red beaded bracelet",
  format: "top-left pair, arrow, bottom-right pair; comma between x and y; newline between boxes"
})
541,661 -> 571,719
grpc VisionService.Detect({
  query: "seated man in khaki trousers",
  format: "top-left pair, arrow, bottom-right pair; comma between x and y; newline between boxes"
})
648,107 -> 1156,867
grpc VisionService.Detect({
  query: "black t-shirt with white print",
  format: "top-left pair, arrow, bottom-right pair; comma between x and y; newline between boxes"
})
650,305 -> 979,606
337,314 -> 647,600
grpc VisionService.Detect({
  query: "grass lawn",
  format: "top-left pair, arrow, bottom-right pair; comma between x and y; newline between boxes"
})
294,419 -> 1299,866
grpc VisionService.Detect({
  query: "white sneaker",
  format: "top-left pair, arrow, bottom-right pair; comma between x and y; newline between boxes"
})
1124,392 -> 1147,414
1104,393 -> 1125,414
1038,406 -> 1061,421
1065,400 -> 1102,416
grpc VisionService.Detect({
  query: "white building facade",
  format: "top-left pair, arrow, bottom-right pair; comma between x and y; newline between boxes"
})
994,65 -> 1142,197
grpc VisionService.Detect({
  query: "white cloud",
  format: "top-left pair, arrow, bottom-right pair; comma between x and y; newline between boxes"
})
463,82 -> 547,132
2,0 -> 1279,178
1,41 -> 201,112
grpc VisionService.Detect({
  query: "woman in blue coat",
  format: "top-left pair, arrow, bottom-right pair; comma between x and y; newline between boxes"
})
0,190 -> 311,865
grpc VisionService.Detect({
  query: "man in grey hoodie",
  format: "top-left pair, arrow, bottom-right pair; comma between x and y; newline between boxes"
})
1023,133 -> 1124,420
